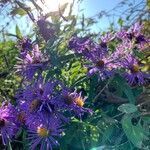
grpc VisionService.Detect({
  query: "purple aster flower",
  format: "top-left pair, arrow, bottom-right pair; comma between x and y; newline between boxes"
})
121,55 -> 150,85
27,115 -> 63,150
37,18 -> 56,42
85,48 -> 117,80
15,44 -> 49,80
17,79 -> 57,116
135,35 -> 150,50
116,23 -> 149,50
116,23 -> 142,40
115,29 -> 127,40
18,38 -> 33,58
55,88 -> 92,118
129,23 -> 149,49
100,32 -> 114,43
16,78 -> 70,124
129,22 -> 142,37
112,41 -> 133,62
68,35 -> 93,53
69,35 -> 118,79
0,102 -> 18,145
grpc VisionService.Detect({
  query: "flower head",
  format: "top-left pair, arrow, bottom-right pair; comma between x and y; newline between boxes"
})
121,55 -> 150,85
68,35 -> 93,53
85,48 -> 117,79
55,88 -> 92,118
116,23 -> 149,50
69,35 -> 118,79
17,79 -> 57,116
27,115 -> 63,150
0,102 -> 18,145
37,18 -> 56,41
19,38 -> 33,58
15,44 -> 49,80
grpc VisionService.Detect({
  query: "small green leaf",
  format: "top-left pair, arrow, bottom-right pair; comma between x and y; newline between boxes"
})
118,18 -> 124,27
118,103 -> 138,113
15,25 -> 22,39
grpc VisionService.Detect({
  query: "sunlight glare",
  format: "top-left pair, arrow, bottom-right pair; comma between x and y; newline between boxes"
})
40,0 -> 73,13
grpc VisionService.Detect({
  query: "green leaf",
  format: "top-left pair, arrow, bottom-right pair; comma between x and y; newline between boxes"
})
118,103 -> 138,114
121,114 -> 148,148
15,25 -> 22,39
115,75 -> 135,104
118,18 -> 124,27
10,7 -> 27,16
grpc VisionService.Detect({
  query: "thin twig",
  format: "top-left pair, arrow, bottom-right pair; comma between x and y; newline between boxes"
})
15,0 -> 35,22
93,77 -> 113,102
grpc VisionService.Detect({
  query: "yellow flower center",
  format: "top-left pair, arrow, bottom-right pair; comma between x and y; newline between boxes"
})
131,65 -> 140,73
75,97 -> 84,107
29,99 -> 41,112
96,60 -> 105,68
37,127 -> 49,137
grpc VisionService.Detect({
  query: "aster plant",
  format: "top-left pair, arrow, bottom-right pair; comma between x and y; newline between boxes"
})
69,23 -> 149,84
0,21 -> 149,150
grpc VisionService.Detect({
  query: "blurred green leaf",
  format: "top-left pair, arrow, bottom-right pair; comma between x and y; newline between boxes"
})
10,7 -> 27,16
118,103 -> 138,114
15,25 -> 22,39
118,18 -> 124,27
121,114 -> 148,149
115,75 -> 135,104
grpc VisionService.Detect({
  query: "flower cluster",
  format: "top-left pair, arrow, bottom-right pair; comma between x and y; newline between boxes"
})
15,38 -> 49,80
69,23 -> 150,85
0,38 -> 91,150
15,79 -> 90,149
1,23 -> 149,150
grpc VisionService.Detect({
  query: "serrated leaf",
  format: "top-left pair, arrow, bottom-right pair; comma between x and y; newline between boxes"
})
118,103 -> 137,113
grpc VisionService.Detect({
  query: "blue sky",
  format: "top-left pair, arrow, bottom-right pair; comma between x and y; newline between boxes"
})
79,0 -> 121,32
81,0 -> 120,16
0,0 -> 123,36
